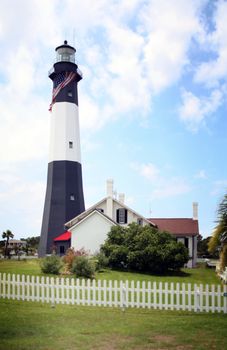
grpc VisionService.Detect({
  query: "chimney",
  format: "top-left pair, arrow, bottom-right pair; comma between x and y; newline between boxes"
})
118,193 -> 125,204
106,179 -> 113,197
193,202 -> 198,220
106,179 -> 114,219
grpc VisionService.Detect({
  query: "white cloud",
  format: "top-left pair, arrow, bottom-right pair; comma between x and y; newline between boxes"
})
131,162 -> 191,199
58,0 -> 208,132
139,0 -> 205,93
211,180 -> 227,196
178,88 -> 224,132
151,178 -> 191,199
194,170 -> 207,179
194,0 -> 227,87
0,88 -> 49,162
0,0 -> 224,239
131,162 -> 160,181
139,163 -> 160,182
0,168 -> 45,237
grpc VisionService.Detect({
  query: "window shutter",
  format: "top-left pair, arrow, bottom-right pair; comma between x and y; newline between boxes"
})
116,209 -> 119,223
116,208 -> 127,224
124,209 -> 128,224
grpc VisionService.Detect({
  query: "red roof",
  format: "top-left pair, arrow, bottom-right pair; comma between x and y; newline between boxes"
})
54,231 -> 71,241
148,218 -> 199,236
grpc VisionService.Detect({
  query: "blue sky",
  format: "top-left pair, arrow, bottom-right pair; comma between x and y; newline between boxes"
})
0,0 -> 227,239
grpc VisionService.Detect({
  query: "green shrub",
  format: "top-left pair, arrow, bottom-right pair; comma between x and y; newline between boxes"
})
101,223 -> 189,273
93,252 -> 109,271
71,256 -> 95,278
62,247 -> 89,272
40,255 -> 63,274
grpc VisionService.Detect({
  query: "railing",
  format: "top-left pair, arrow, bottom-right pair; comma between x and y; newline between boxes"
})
0,273 -> 226,313
47,65 -> 82,78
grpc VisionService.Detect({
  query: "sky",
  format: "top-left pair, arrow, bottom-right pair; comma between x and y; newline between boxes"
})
0,0 -> 227,240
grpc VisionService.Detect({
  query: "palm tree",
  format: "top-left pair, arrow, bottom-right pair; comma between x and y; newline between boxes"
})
2,230 -> 14,258
209,193 -> 227,270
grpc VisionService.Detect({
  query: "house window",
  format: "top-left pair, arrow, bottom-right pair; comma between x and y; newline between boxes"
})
70,194 -> 75,201
137,218 -> 143,226
68,90 -> 73,97
60,246 -> 65,254
116,208 -> 128,224
97,208 -> 104,213
69,141 -> 73,148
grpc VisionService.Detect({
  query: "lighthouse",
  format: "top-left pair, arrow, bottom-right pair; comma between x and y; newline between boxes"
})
38,41 -> 85,257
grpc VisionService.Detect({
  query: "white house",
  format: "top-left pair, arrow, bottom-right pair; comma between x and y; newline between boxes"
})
64,179 -> 152,253
54,179 -> 199,267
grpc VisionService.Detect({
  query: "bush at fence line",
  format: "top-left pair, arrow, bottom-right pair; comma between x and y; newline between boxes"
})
40,254 -> 63,274
71,255 -> 95,278
62,247 -> 89,273
93,252 -> 109,272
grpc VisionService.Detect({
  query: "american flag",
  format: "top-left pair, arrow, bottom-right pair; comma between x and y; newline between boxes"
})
49,71 -> 76,111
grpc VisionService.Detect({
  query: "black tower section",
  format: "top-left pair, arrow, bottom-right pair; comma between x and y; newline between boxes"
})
38,41 -> 85,257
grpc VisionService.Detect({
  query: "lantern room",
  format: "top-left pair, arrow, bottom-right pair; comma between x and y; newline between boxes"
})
55,40 -> 76,63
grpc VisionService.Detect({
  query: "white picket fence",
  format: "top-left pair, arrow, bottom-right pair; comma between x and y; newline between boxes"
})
0,273 -> 227,313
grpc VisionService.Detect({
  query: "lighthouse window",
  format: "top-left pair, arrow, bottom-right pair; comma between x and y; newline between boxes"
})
68,90 -> 73,97
70,194 -> 75,201
69,141 -> 73,148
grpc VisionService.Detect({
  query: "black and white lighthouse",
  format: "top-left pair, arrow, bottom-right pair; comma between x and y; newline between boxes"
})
38,41 -> 85,257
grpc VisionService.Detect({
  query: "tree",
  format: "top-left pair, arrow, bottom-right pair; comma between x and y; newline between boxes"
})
209,193 -> 227,270
197,235 -> 218,258
14,243 -> 23,261
20,236 -> 40,255
2,230 -> 14,258
101,223 -> 189,274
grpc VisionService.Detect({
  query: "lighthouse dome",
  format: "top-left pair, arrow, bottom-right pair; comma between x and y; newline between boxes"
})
55,40 -> 76,63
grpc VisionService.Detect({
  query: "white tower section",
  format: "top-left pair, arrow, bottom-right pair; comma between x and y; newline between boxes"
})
49,102 -> 81,162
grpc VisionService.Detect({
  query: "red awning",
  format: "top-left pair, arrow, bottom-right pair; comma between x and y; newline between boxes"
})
54,231 -> 71,242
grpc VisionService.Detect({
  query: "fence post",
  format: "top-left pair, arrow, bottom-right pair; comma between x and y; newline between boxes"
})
224,284 -> 227,314
51,277 -> 55,308
121,281 -> 126,312
195,285 -> 200,312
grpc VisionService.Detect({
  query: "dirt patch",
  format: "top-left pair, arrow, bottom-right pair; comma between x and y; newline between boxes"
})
153,335 -> 176,343
91,335 -> 134,350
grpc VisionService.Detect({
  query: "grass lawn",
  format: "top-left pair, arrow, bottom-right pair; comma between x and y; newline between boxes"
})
0,259 -> 226,350
0,258 -> 221,285
0,259 -> 41,275
0,298 -> 226,350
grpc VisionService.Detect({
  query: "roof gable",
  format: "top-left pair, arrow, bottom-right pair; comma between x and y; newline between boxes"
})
112,197 -> 152,225
65,197 -> 107,228
66,197 -> 153,228
69,209 -> 118,230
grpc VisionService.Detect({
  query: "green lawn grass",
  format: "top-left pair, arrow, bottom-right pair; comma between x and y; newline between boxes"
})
0,258 -> 221,285
0,259 -> 226,350
0,298 -> 226,350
